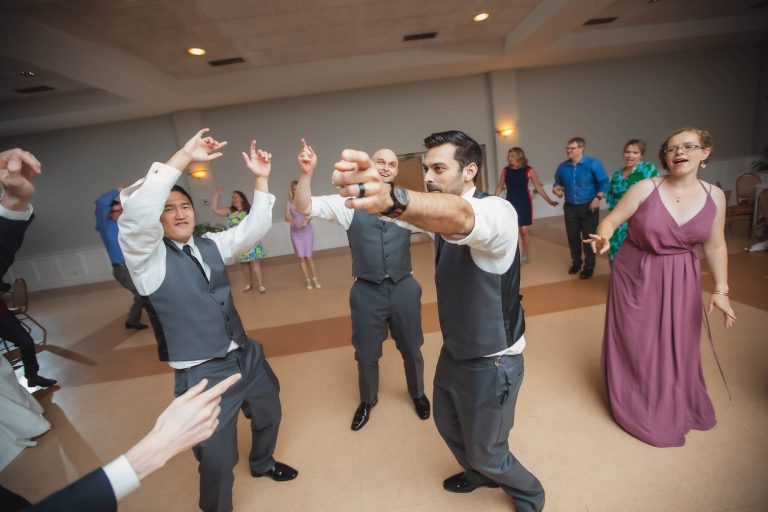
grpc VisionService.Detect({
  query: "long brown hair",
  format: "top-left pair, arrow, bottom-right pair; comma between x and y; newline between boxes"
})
230,190 -> 251,213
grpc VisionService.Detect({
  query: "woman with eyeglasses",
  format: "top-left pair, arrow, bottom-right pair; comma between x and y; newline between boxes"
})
585,127 -> 736,447
211,188 -> 267,293
605,139 -> 658,263
494,147 -> 558,264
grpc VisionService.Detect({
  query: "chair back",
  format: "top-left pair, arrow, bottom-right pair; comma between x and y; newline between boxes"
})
735,173 -> 762,204
11,278 -> 28,313
760,187 -> 768,223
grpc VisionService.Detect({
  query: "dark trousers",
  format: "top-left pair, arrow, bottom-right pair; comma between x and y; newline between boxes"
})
563,202 -> 599,271
350,275 -> 425,403
111,263 -> 144,324
174,340 -> 281,512
434,348 -> 545,512
0,310 -> 39,378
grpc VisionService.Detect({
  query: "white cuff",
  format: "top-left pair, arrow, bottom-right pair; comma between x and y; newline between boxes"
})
103,455 -> 141,502
0,202 -> 33,220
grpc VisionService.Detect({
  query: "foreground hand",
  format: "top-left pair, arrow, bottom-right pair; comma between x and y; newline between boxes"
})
0,148 -> 42,208
708,294 -> 736,328
182,128 -> 227,162
589,197 -> 601,212
333,149 -> 391,214
552,185 -> 564,198
583,234 -> 609,255
125,373 -> 241,480
242,140 -> 272,178
297,138 -> 317,176
548,199 -> 559,207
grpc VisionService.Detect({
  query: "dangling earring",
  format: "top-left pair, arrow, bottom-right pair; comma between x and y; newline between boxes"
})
700,160 -> 708,169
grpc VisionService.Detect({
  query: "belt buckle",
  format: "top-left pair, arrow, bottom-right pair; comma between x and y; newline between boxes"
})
494,355 -> 503,367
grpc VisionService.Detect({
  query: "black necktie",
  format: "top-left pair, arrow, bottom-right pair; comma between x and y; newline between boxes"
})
182,244 -> 208,282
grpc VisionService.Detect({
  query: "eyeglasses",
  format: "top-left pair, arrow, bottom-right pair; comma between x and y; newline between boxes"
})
565,146 -> 581,151
662,144 -> 700,155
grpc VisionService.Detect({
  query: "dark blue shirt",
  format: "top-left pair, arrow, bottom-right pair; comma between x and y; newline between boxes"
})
554,155 -> 609,205
95,189 -> 124,264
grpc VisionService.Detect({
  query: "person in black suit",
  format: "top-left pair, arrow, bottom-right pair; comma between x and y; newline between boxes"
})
3,373 -> 241,512
0,148 -> 56,388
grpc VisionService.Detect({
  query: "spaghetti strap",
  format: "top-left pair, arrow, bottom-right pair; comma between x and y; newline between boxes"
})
697,179 -> 712,195
653,176 -> 664,188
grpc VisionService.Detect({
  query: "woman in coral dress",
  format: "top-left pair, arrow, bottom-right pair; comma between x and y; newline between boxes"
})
586,127 -> 736,447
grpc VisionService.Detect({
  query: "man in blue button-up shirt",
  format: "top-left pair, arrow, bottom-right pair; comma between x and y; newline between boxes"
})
95,189 -> 147,329
552,137 -> 608,279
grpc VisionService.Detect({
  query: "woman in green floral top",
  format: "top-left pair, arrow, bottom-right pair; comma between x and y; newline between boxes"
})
606,139 -> 658,262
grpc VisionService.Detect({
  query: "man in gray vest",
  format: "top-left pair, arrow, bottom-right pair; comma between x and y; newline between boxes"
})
118,130 -> 297,512
330,131 -> 545,511
293,139 -> 429,431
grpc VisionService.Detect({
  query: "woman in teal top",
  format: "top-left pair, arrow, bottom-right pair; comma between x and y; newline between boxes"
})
606,139 -> 658,262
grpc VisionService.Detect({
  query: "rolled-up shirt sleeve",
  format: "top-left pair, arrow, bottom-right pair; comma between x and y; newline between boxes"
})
309,194 -> 354,230
103,455 -> 140,502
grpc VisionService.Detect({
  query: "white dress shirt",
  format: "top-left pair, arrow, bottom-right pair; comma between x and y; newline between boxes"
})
117,162 -> 275,368
309,193 -> 355,228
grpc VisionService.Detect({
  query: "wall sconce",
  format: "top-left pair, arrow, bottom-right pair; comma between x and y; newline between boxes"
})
188,166 -> 208,179
496,127 -> 515,137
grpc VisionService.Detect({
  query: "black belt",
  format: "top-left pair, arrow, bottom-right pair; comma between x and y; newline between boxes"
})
112,263 -> 124,268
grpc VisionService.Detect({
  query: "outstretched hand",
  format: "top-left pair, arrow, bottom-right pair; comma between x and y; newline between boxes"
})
0,148 -> 42,210
297,138 -> 317,176
182,128 -> 227,162
242,140 -> 272,179
583,234 -> 609,255
332,149 -> 391,214
708,294 -> 736,328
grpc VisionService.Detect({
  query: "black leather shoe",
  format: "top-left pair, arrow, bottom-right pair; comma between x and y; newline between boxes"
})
351,396 -> 378,431
251,461 -> 298,481
125,321 -> 149,330
443,472 -> 499,493
26,374 -> 57,387
579,268 -> 594,279
413,395 -> 430,420
568,264 -> 581,274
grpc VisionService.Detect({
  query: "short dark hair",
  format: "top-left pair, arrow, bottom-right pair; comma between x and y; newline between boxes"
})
171,185 -> 194,207
110,199 -> 121,208
624,138 -> 647,155
568,137 -> 586,148
423,130 -> 484,182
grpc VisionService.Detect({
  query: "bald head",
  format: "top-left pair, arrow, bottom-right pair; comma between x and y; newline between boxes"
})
372,148 -> 398,182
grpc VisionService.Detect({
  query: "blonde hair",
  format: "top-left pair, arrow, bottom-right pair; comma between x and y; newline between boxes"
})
289,180 -> 298,200
507,147 -> 528,167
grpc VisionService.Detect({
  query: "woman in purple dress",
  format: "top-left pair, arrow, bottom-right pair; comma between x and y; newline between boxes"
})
586,128 -> 736,447
494,147 -> 558,263
286,180 -> 320,290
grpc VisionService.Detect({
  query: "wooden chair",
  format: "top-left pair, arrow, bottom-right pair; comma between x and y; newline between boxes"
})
8,278 -> 47,345
726,173 -> 762,236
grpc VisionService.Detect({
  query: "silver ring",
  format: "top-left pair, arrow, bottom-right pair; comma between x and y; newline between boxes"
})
358,183 -> 366,198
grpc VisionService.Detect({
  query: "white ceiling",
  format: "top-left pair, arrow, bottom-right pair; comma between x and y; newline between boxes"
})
0,0 -> 766,137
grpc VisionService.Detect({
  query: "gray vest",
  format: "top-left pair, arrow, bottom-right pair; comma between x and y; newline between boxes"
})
347,210 -> 412,283
141,237 -> 248,362
434,191 -> 525,360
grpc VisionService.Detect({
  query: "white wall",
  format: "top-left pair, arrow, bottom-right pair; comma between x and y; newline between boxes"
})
2,43 -> 764,290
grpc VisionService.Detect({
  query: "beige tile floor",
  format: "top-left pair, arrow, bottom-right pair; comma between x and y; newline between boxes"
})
1,216 -> 767,511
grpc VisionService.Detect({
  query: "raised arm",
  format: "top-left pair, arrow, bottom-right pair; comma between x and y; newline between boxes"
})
210,188 -> 230,217
0,148 -> 41,275
529,167 -> 558,206
294,138 -> 316,216
118,129 -> 227,293
204,140 -> 274,262
701,186 -> 736,327
333,149 -> 474,237
284,201 -> 293,224
585,178 -> 654,255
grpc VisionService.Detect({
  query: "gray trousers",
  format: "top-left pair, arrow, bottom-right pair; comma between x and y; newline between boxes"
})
111,263 -> 144,324
174,340 -> 281,512
350,275 -> 425,403
434,348 -> 545,512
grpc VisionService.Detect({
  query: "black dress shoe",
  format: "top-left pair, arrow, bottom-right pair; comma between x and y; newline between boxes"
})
443,472 -> 499,493
251,461 -> 298,482
351,396 -> 378,431
26,374 -> 57,387
579,268 -> 594,279
568,264 -> 581,274
413,395 -> 430,420
125,321 -> 149,330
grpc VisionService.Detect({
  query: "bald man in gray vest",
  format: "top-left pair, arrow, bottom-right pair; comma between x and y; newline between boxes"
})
118,130 -> 297,512
331,131 -> 545,512
293,139 -> 429,431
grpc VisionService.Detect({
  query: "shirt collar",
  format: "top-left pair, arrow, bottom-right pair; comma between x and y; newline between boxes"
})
461,186 -> 477,199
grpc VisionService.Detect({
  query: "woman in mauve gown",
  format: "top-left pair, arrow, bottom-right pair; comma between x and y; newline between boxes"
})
586,127 -> 736,447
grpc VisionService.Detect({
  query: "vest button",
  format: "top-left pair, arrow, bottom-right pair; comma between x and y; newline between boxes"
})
220,302 -> 225,306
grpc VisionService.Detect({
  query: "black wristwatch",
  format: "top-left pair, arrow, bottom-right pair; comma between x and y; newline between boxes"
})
381,184 -> 410,218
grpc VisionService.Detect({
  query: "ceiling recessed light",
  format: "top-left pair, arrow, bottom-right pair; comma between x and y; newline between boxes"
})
188,47 -> 206,56
473,12 -> 490,22
19,71 -> 36,77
